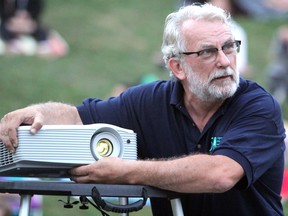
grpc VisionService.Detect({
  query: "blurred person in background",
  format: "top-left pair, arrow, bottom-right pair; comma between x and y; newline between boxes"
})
282,121 -> 288,203
182,0 -> 288,19
233,0 -> 288,20
267,26 -> 288,105
0,0 -> 68,58
0,177 -> 43,216
0,197 -> 10,216
110,73 -> 160,97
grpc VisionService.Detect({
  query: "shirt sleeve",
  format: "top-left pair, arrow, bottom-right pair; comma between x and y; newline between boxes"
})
76,93 -> 135,129
212,90 -> 286,189
76,83 -> 156,130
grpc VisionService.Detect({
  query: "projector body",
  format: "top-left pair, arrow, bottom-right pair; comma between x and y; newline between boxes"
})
0,124 -> 137,178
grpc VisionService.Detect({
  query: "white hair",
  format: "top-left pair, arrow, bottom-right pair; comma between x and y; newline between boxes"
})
161,3 -> 232,80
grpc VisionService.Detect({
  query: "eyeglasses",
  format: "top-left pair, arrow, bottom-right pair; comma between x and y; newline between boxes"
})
180,40 -> 241,63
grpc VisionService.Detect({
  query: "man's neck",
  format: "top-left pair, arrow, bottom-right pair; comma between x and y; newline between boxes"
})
184,92 -> 224,132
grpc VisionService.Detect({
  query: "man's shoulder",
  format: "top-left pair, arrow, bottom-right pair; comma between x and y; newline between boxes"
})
231,78 -> 281,115
237,78 -> 273,100
127,80 -> 176,96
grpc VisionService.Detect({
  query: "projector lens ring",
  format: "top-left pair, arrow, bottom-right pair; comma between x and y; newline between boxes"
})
90,128 -> 123,160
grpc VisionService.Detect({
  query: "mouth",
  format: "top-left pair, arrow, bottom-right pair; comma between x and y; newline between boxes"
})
213,74 -> 233,81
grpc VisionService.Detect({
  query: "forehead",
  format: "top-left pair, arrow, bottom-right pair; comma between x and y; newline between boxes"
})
182,19 -> 233,47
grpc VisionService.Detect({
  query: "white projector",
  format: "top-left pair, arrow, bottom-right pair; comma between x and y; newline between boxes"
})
0,124 -> 137,178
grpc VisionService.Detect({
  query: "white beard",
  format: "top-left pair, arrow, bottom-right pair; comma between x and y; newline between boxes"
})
185,65 -> 239,102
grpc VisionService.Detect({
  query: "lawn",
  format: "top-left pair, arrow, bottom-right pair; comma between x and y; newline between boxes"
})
0,0 -> 287,215
43,196 -> 153,216
42,196 -> 287,216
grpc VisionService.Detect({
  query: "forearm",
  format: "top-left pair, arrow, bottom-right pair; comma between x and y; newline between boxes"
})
3,101 -> 83,126
31,102 -> 83,125
126,154 -> 244,193
71,154 -> 243,193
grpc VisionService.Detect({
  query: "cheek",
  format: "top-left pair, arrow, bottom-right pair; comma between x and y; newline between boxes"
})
188,66 -> 210,84
190,61 -> 207,74
230,56 -> 238,70
194,64 -> 213,80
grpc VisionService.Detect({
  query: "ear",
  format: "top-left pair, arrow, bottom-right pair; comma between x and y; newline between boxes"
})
168,58 -> 186,80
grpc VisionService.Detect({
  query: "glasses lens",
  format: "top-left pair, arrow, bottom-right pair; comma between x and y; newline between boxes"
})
182,41 -> 241,63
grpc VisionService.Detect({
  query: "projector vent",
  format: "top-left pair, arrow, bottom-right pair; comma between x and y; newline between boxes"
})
0,144 -> 14,165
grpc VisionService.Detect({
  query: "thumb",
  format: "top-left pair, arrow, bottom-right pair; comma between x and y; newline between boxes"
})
30,116 -> 44,134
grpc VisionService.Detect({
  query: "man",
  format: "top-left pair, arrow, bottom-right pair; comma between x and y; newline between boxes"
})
0,3 -> 286,216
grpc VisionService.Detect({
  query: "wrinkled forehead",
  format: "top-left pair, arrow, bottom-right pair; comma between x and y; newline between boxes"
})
182,19 -> 234,47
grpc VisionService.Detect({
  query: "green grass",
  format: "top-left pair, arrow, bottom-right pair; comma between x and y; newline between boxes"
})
42,197 -> 288,216
43,196 -> 288,215
43,196 -> 288,216
43,196 -> 152,216
0,0 -> 287,215
0,0 -> 174,115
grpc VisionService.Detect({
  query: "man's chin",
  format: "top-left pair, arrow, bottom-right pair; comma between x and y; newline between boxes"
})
209,83 -> 237,100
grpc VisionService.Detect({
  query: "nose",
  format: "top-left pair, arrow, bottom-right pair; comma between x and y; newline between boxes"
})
215,50 -> 231,68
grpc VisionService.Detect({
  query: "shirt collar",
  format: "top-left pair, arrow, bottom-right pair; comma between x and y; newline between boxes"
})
169,78 -> 245,112
170,80 -> 184,106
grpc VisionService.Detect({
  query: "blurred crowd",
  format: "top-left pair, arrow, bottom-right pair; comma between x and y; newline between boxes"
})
181,0 -> 288,19
0,0 -> 68,58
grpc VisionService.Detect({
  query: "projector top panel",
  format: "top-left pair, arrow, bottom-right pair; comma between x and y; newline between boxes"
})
17,123 -> 134,132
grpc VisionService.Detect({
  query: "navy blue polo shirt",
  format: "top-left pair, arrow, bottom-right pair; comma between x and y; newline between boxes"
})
77,78 -> 286,216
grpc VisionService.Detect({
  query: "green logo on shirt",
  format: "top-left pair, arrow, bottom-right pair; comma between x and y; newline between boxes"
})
210,136 -> 222,152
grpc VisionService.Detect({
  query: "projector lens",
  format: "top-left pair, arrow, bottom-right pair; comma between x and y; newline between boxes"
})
91,129 -> 123,160
96,139 -> 113,157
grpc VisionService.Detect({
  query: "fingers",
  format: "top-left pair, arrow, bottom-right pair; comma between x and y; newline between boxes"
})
0,114 -> 20,153
70,165 -> 93,183
70,163 -> 110,183
70,158 -> 126,184
70,165 -> 89,177
30,115 -> 44,134
71,175 -> 92,183
0,126 -> 18,153
0,107 -> 44,153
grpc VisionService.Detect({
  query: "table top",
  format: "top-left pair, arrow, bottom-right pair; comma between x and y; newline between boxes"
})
0,180 -> 180,199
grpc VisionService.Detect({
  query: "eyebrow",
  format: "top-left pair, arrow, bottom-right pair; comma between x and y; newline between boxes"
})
198,38 -> 234,49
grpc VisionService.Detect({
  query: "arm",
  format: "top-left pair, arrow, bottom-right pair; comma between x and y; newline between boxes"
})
0,102 -> 82,152
71,154 -> 244,193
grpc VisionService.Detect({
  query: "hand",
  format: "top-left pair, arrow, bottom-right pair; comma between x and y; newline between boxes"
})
0,106 -> 44,153
0,102 -> 82,153
70,157 -> 131,184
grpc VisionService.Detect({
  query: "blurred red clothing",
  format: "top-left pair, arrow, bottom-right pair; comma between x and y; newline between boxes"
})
282,168 -> 288,200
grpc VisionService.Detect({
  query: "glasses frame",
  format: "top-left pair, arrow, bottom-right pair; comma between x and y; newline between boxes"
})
180,40 -> 241,58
